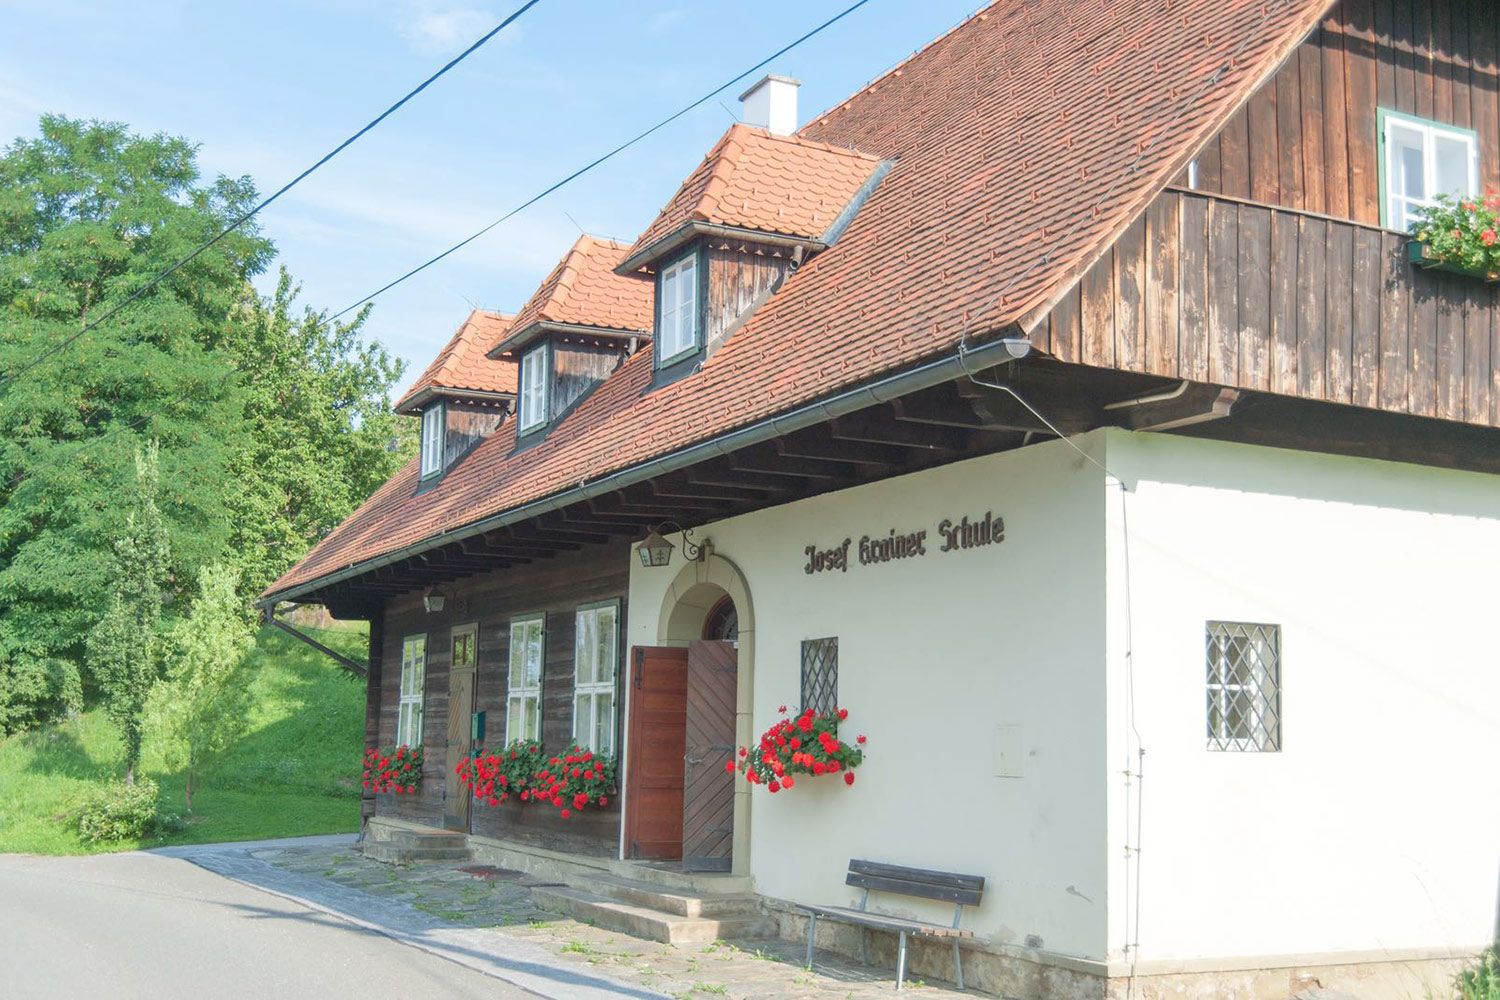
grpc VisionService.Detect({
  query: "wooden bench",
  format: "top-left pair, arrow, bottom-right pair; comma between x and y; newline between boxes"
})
800,859 -> 985,991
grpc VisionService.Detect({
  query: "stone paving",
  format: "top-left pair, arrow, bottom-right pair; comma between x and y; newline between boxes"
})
258,843 -> 976,1000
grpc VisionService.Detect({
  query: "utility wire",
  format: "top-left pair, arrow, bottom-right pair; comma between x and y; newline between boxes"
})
330,0 -> 877,320
0,0 -> 545,395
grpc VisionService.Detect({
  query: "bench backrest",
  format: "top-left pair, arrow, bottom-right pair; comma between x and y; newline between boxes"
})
845,859 -> 985,914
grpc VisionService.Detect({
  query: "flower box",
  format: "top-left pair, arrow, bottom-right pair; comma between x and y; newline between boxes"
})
363,744 -> 422,795
735,705 -> 866,793
1407,240 -> 1500,282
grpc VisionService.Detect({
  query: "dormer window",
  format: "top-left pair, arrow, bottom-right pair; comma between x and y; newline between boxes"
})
657,251 -> 700,367
518,344 -> 549,434
419,403 -> 444,479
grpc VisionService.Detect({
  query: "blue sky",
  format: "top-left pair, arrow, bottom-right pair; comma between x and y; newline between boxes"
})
0,1 -> 982,396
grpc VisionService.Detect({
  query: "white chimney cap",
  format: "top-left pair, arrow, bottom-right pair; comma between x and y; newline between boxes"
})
738,74 -> 801,137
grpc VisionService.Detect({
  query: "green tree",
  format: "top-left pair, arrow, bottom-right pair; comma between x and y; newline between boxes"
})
149,563 -> 255,812
0,116 -> 272,690
224,270 -> 412,596
87,442 -> 171,783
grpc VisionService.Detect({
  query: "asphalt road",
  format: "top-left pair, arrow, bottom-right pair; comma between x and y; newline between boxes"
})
0,850 -> 536,1000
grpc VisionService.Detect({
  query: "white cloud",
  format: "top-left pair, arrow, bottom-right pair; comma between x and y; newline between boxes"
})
397,5 -> 510,54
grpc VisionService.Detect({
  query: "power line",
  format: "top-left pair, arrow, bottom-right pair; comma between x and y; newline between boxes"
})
0,0 -> 546,395
330,0 -> 877,320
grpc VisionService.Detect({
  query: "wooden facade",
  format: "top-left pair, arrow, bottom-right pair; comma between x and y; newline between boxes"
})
1183,0 -> 1500,226
703,243 -> 794,359
552,340 -> 626,422
442,402 -> 507,470
1033,188 -> 1500,426
373,541 -> 631,856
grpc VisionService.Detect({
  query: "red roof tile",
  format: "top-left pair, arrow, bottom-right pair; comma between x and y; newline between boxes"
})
393,309 -> 517,414
268,0 -> 1330,600
622,124 -> 883,269
492,236 -> 653,355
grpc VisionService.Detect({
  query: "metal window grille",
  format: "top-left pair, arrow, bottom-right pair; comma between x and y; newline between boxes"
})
800,638 -> 838,716
1205,621 -> 1281,752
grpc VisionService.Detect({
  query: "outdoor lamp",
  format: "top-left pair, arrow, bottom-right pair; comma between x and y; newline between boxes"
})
422,586 -> 447,613
638,529 -> 675,568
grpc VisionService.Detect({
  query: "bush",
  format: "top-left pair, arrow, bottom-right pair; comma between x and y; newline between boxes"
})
76,778 -> 179,844
1460,949 -> 1500,1000
0,655 -> 82,735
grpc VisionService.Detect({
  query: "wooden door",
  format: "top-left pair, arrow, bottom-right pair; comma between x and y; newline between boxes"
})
683,640 -> 738,871
624,646 -> 688,859
442,623 -> 478,832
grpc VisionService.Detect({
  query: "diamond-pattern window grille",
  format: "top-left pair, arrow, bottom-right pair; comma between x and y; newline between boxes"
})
800,638 -> 838,716
1205,621 -> 1281,752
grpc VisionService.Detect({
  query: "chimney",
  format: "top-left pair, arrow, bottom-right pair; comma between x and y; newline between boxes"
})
739,74 -> 801,137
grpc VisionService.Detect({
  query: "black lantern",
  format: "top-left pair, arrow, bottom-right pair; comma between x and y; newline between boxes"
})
638,529 -> 675,568
422,586 -> 446,613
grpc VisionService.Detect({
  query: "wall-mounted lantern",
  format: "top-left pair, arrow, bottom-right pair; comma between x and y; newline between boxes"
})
637,522 -> 705,569
422,585 -> 449,613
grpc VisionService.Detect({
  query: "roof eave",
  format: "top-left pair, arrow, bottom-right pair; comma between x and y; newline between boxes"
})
393,386 -> 516,415
488,320 -> 650,359
616,222 -> 827,275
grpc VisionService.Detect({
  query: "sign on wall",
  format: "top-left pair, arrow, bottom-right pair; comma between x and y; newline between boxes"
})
803,510 -> 1005,575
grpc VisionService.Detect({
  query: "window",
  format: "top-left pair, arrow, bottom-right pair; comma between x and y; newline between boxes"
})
397,634 -> 427,747
419,404 -> 444,478
1381,109 -> 1479,231
702,595 -> 738,642
1205,621 -> 1281,752
519,345 -> 549,433
507,615 -> 544,742
800,637 -> 838,716
572,601 -> 619,755
657,252 -> 699,365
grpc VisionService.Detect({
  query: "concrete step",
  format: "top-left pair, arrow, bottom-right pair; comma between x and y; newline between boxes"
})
588,874 -> 760,919
361,842 -> 472,864
532,885 -> 774,945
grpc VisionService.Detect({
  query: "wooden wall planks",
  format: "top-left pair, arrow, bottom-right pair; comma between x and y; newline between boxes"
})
371,541 -> 630,854
1188,0 -> 1500,228
1032,188 -> 1500,428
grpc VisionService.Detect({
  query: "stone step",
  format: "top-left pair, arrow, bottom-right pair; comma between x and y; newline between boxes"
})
532,885 -> 774,945
385,830 -> 467,850
587,874 -> 760,919
361,842 -> 471,865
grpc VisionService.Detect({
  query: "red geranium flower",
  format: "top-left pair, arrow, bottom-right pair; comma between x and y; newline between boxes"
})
844,772 -> 856,786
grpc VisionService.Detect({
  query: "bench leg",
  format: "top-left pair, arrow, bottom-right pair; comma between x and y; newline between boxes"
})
860,926 -> 869,966
953,940 -> 964,990
805,913 -> 817,970
896,931 -> 908,992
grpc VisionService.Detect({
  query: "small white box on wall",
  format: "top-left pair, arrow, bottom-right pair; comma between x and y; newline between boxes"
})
993,724 -> 1024,778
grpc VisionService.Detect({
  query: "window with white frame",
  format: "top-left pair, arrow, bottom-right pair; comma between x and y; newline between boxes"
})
657,253 -> 699,365
519,345 -> 548,433
419,404 -> 444,478
1381,109 -> 1480,231
507,615 -> 544,741
1205,621 -> 1281,752
397,634 -> 427,747
572,601 -> 619,755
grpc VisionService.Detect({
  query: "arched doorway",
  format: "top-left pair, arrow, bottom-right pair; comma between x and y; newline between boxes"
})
624,555 -> 754,875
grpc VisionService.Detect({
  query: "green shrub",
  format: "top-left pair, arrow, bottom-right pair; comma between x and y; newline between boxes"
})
76,778 -> 179,844
0,655 -> 82,735
1460,949 -> 1500,1000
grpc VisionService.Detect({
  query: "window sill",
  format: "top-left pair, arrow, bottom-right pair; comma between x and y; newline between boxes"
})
1407,240 -> 1500,282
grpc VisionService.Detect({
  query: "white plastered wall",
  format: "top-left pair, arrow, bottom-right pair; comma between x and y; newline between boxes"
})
628,436 -> 1113,959
1102,429 -> 1500,966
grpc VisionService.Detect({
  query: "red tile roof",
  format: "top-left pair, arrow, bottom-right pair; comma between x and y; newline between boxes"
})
393,309 -> 517,414
492,235 -> 653,356
267,0 -> 1330,600
622,124 -> 884,270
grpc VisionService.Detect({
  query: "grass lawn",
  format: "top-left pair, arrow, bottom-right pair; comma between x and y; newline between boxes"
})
0,624 -> 367,855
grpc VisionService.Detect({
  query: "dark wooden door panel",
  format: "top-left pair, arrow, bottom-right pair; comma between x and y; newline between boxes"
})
443,625 -> 477,832
624,646 -> 688,860
683,640 -> 737,871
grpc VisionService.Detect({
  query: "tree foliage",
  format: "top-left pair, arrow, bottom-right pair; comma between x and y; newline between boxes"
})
225,271 -> 411,596
86,442 -> 171,783
149,563 -> 255,812
0,115 -> 269,678
0,115 -> 411,734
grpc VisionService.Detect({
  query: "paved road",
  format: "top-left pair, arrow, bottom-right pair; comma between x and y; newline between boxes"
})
0,849 -> 535,1000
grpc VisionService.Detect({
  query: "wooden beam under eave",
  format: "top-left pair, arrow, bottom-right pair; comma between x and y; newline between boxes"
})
727,448 -> 850,481
774,424 -> 911,468
828,411 -> 966,454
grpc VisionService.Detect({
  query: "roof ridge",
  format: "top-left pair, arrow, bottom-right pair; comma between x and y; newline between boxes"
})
799,1 -> 998,136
